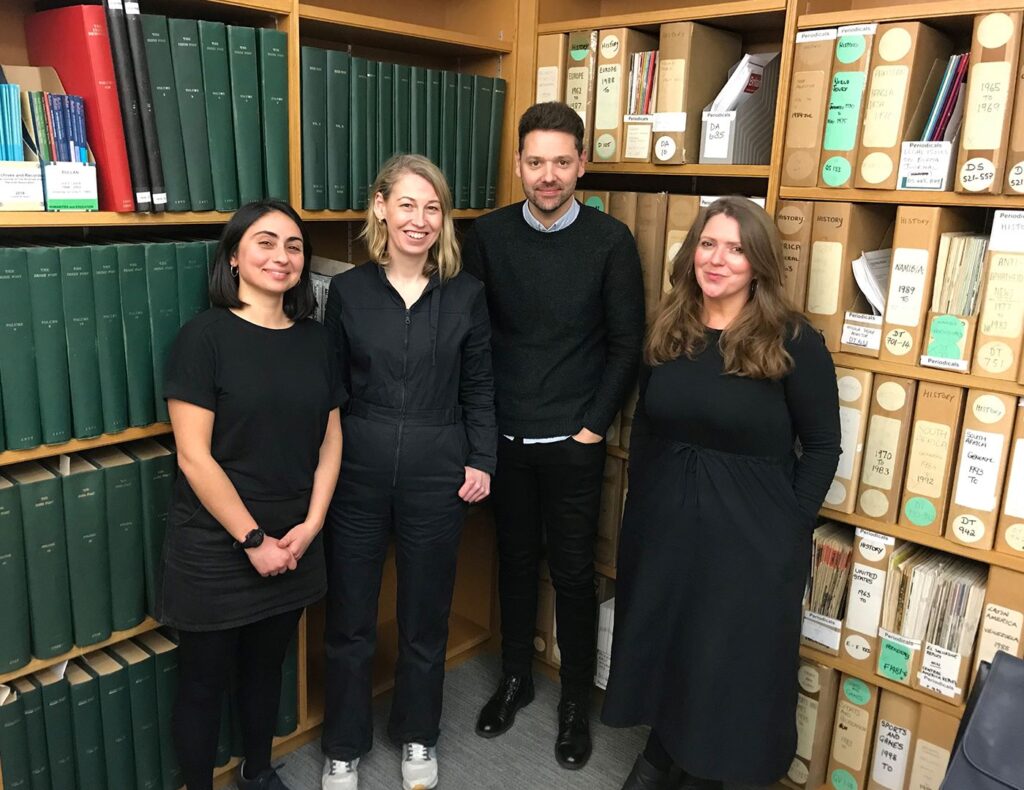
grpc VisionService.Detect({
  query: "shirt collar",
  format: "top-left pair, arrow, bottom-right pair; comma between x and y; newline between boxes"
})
521,198 -> 580,233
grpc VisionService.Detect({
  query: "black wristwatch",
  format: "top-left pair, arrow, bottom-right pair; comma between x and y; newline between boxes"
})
234,528 -> 265,550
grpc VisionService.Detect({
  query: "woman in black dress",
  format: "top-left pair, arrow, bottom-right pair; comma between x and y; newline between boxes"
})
602,197 -> 841,789
159,201 -> 343,790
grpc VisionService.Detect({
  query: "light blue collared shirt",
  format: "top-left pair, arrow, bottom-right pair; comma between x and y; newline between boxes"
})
521,198 -> 580,234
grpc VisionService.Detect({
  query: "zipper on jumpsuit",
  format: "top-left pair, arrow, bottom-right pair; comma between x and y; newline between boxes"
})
393,307 -> 411,486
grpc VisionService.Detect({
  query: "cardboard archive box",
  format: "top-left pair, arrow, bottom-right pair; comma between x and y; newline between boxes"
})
856,375 -> 918,523
994,399 -> 1024,557
905,706 -> 959,790
826,367 -> 874,513
591,28 -> 658,164
839,529 -> 903,667
776,200 -> 815,310
780,28 -> 837,187
866,691 -> 919,790
819,24 -> 876,189
634,192 -> 668,320
662,194 -> 701,294
971,210 -> 1024,381
535,33 -> 568,102
787,660 -> 840,788
826,675 -> 880,790
565,30 -> 599,157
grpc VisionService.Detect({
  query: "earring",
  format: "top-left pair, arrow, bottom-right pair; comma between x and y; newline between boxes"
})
749,279 -> 758,296
230,266 -> 239,279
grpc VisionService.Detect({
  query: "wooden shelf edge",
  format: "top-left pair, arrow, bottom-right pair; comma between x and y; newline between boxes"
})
0,211 -> 233,228
798,644 -> 965,719
819,508 -> 1024,573
797,0 -> 1016,30
206,0 -> 292,14
536,0 -> 786,34
606,445 -> 629,461
299,209 -> 489,221
584,163 -> 770,178
0,424 -> 173,467
595,561 -> 617,579
297,4 -> 512,54
779,186 -> 1024,208
0,617 -> 160,686
830,353 -> 1024,398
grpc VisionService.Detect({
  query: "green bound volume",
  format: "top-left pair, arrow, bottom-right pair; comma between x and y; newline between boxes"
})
82,447 -> 146,631
167,18 -> 214,211
136,631 -> 182,790
35,668 -> 75,790
366,61 -> 379,185
275,630 -> 299,736
0,688 -> 32,790
0,248 -> 41,449
142,243 -> 179,423
59,247 -> 103,439
376,63 -> 394,172
127,439 -> 176,616
439,70 -> 458,192
89,245 -> 129,435
64,663 -> 107,789
24,247 -> 71,445
393,64 -> 411,155
350,57 -> 369,210
7,462 -> 72,659
454,72 -> 473,209
485,78 -> 506,209
0,478 -> 30,672
141,14 -> 191,212
79,652 -> 137,790
325,49 -> 351,211
44,454 -> 111,647
301,46 -> 327,210
175,241 -> 210,325
257,28 -> 289,201
109,642 -> 163,790
469,75 -> 493,210
198,20 -> 240,212
11,677 -> 49,790
410,66 -> 427,155
425,68 -> 441,164
227,25 -> 264,205
116,244 -> 157,427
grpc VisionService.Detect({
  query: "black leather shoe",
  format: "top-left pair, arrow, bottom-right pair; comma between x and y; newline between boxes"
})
237,761 -> 290,790
619,754 -> 675,790
475,673 -> 535,738
555,697 -> 592,770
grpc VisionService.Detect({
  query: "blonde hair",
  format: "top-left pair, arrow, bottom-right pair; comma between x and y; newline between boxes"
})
360,154 -> 461,281
646,196 -> 803,379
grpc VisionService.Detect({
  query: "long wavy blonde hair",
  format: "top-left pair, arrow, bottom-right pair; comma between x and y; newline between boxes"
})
360,154 -> 461,281
646,196 -> 802,379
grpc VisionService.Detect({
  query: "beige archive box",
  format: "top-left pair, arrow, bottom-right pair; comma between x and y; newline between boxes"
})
879,206 -> 976,366
608,190 -> 638,232
854,22 -> 952,190
595,455 -> 624,568
826,367 -> 874,513
591,28 -> 658,164
583,190 -> 611,212
866,691 -> 920,790
662,194 -> 701,294
776,200 -> 815,311
819,24 -> 877,189
906,705 -> 959,790
536,33 -> 569,103
787,660 -> 840,788
995,399 -> 1024,557
1004,29 -> 1024,193
650,22 -> 740,166
826,675 -> 880,790
565,30 -> 599,157
898,382 -> 966,535
971,210 -> 1024,381
806,202 -> 893,352
955,12 -> 1022,194
972,566 -> 1024,686
840,529 -> 903,666
619,384 -> 640,451
635,192 -> 668,320
780,29 -> 837,187
945,389 -> 1018,550
856,375 -> 918,523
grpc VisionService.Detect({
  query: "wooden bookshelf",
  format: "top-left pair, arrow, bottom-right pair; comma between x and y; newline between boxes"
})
0,211 -> 233,228
795,0 -> 1014,29
585,163 -> 772,177
830,353 -> 1024,398
536,0 -> 787,34
299,208 -> 491,222
0,424 -> 173,467
779,185 -> 1024,208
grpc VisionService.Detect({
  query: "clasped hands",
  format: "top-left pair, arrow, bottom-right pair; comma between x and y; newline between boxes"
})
245,521 -> 320,577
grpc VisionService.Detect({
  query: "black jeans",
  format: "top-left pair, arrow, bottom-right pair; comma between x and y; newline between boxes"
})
492,435 -> 606,696
321,474 -> 465,761
172,607 -> 303,790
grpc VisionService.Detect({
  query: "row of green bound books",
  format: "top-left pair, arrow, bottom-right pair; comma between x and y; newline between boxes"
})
0,439 -> 175,671
0,630 -> 298,790
301,48 -> 507,212
0,240 -> 215,453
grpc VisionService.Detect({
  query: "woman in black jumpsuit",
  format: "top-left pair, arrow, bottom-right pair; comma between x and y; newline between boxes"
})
602,197 -> 841,789
320,155 -> 496,790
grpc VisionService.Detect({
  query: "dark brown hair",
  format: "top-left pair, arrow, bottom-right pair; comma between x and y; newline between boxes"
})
518,102 -> 585,154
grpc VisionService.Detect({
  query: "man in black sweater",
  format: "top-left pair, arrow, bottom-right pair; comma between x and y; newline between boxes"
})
462,102 -> 645,770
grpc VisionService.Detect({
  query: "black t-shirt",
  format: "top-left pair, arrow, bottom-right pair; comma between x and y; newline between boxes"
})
164,308 -> 342,501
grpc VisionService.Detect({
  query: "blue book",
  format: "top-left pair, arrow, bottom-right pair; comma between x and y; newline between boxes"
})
46,93 -> 66,161
70,95 -> 88,162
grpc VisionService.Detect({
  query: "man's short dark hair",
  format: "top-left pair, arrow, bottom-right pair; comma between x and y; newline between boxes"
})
518,102 -> 585,154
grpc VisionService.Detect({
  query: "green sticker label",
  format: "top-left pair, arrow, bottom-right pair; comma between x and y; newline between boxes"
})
927,314 -> 967,360
823,71 -> 867,152
843,677 -> 871,705
831,768 -> 858,790
836,35 -> 867,64
879,638 -> 912,682
585,196 -> 606,212
569,43 -> 589,62
904,497 -> 937,527
821,156 -> 852,187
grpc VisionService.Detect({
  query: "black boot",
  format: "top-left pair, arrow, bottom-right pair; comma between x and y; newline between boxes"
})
555,696 -> 592,770
475,673 -> 535,737
620,754 -> 675,789
237,761 -> 290,790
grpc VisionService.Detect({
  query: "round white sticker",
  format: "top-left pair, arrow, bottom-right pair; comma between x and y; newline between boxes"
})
960,158 -> 996,192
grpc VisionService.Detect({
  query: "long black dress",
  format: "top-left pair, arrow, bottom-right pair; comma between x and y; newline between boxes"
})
602,324 -> 841,785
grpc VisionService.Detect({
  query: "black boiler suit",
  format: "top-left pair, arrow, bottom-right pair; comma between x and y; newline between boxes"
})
320,262 -> 496,760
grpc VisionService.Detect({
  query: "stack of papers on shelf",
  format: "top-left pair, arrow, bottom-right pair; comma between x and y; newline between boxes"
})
807,523 -> 854,620
920,52 -> 970,142
852,248 -> 893,315
627,50 -> 659,115
930,232 -> 989,315
709,51 -> 779,112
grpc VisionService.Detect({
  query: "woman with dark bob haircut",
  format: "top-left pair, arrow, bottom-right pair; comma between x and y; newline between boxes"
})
157,200 -> 343,790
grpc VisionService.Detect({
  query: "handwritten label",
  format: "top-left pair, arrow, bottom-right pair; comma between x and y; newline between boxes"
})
836,405 -> 863,481
803,610 -> 842,650
796,693 -> 819,759
832,700 -> 870,769
905,420 -> 951,498
566,66 -> 589,120
1005,438 -> 1024,518
846,563 -> 886,638
652,111 -> 686,132
862,64 -> 909,148
702,111 -> 735,159
594,64 -> 621,131
979,253 -> 1024,339
789,71 -> 827,146
886,247 -> 929,327
808,241 -> 843,314
959,157 -> 997,192
977,603 -> 1023,663
917,642 -> 963,698
823,71 -> 868,152
925,313 -> 968,363
871,718 -> 913,789
963,61 -> 1012,150
878,629 -> 919,683
907,739 -> 951,790
536,66 -> 560,102
861,415 -> 901,490
1007,160 -> 1024,193
842,321 -> 882,351
989,210 -> 1024,252
897,141 -> 954,191
623,117 -> 653,159
953,428 -> 1004,512
884,327 -> 914,357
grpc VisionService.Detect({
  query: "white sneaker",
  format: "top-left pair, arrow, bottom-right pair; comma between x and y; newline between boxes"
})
322,756 -> 359,789
401,743 -> 438,790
